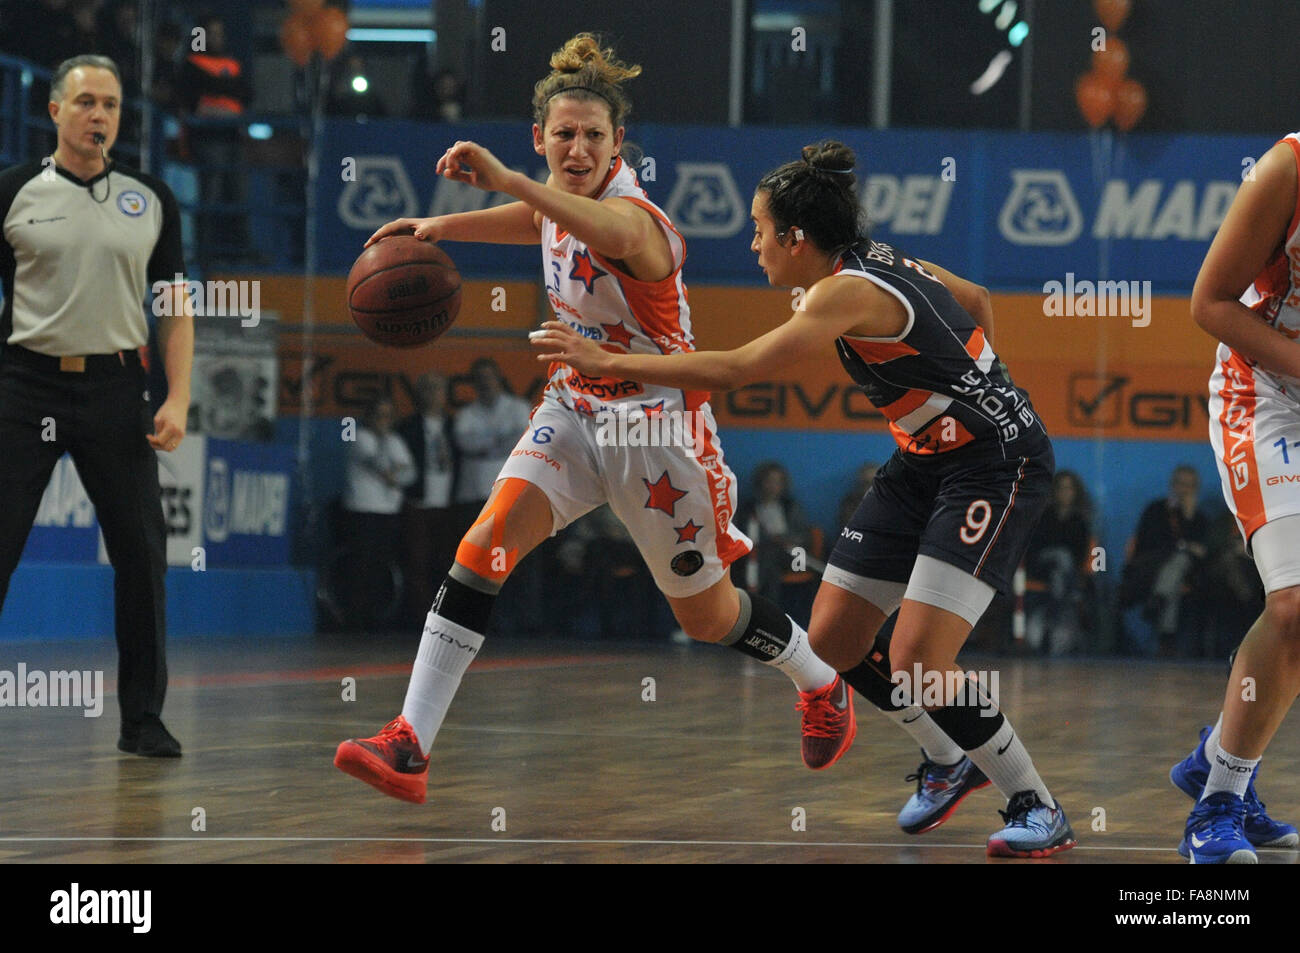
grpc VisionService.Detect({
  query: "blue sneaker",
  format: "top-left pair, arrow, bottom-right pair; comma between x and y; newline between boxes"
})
897,754 -> 990,834
1171,726 -> 1298,848
986,790 -> 1076,858
1180,792 -> 1258,864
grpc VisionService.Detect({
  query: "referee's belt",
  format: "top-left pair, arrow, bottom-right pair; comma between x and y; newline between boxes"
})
4,345 -> 142,375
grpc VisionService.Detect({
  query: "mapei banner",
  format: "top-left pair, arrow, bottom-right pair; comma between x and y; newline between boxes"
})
25,436 -> 294,567
320,119 -> 1274,291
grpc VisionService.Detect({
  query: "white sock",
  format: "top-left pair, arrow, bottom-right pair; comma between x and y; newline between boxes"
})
400,612 -> 484,753
878,706 -> 964,765
770,619 -> 838,692
966,718 -> 1053,807
1205,713 -> 1224,761
1203,744 -> 1257,800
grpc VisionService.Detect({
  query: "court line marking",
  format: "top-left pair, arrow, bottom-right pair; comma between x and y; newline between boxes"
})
0,835 -> 1180,852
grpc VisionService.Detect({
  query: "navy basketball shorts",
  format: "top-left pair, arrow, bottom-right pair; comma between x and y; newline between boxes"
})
827,443 -> 1055,599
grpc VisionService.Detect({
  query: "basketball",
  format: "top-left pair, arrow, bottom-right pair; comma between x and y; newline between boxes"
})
346,236 -> 462,348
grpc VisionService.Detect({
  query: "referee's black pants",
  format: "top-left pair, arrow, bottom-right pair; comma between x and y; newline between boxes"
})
0,348 -> 169,728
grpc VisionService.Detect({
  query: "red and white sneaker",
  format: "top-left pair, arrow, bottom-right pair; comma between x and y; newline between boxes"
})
335,716 -> 429,803
796,674 -> 856,769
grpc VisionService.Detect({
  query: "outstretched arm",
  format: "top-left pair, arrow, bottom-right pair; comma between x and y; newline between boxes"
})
365,200 -> 541,247
531,275 -> 887,391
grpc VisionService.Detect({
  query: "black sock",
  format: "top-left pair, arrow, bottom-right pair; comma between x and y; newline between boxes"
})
719,589 -> 793,661
839,614 -> 904,710
927,683 -> 1005,750
431,575 -> 496,633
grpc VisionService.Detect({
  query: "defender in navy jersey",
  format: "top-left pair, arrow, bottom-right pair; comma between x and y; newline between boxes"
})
535,141 -> 1074,857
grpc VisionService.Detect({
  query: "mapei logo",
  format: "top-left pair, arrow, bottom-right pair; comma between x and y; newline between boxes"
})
338,157 -> 418,229
999,170 -> 1083,246
664,163 -> 746,238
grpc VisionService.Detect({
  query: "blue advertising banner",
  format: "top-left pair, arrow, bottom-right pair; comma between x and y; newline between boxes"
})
23,437 -> 294,568
321,119 -> 1274,292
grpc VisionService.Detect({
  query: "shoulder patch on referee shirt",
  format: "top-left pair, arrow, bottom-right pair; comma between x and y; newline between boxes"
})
118,191 -> 147,216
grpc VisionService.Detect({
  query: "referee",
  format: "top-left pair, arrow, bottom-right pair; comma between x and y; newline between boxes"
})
0,55 -> 193,757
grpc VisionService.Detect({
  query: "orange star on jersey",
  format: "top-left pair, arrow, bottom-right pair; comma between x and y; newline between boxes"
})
674,519 -> 702,543
569,248 -> 606,294
572,397 -> 595,416
601,321 -> 634,348
643,471 -> 688,517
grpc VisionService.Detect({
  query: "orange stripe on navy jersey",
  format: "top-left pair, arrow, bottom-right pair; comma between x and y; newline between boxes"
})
964,325 -> 986,360
889,415 -> 975,456
838,336 -> 921,366
879,387 -> 933,420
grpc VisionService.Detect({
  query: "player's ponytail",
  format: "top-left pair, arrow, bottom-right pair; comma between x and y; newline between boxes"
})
757,140 -> 867,258
532,33 -> 642,129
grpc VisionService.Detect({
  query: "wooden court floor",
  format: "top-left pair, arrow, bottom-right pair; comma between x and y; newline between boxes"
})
0,635 -> 1296,864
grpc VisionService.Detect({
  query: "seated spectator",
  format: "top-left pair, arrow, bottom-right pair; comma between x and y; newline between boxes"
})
1022,470 -> 1093,655
1201,510 -> 1265,661
342,397 -> 415,630
1119,464 -> 1211,656
735,462 -> 817,623
397,373 -> 456,627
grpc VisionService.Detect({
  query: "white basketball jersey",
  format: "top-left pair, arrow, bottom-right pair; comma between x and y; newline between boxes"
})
539,157 -> 704,414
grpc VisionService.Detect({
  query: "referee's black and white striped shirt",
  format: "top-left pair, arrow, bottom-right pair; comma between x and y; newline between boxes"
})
0,158 -> 184,356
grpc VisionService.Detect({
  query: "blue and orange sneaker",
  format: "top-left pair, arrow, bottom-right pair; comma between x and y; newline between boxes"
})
335,715 -> 429,803
898,754 -> 990,834
1171,725 -> 1298,848
986,790 -> 1076,858
1180,792 -> 1257,864
796,674 -> 856,770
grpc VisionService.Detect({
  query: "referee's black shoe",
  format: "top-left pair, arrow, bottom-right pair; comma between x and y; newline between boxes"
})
118,716 -> 183,758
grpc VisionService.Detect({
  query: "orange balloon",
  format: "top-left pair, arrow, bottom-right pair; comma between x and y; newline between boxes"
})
1114,78 -> 1148,132
288,0 -> 324,12
1092,36 -> 1129,79
310,7 -> 349,61
1076,71 -> 1117,128
279,13 -> 313,68
1095,0 -> 1132,32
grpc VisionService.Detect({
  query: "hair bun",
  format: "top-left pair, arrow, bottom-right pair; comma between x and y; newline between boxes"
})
801,140 -> 856,175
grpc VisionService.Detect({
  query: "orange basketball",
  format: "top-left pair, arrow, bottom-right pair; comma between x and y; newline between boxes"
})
346,236 -> 462,348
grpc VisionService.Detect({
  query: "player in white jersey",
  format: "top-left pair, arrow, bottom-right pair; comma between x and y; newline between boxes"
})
1170,133 -> 1300,862
334,33 -> 852,804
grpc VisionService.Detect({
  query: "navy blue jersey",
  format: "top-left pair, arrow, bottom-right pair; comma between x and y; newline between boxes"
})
831,239 -> 1048,462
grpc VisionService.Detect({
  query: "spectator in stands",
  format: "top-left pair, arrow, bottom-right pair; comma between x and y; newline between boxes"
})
100,0 -> 139,93
1022,470 -> 1093,655
342,397 -> 415,630
1202,511 -> 1266,661
180,13 -> 251,263
736,462 -> 816,614
410,59 -> 465,122
450,358 -> 532,533
836,460 -> 879,534
1120,464 -> 1212,656
327,54 -> 388,119
397,373 -> 456,627
149,21 -> 184,116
